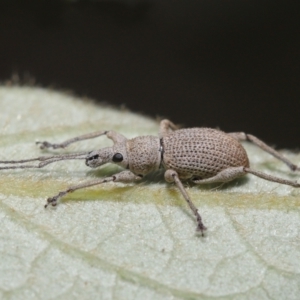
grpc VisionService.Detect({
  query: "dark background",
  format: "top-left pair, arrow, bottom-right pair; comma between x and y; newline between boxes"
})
0,0 -> 299,149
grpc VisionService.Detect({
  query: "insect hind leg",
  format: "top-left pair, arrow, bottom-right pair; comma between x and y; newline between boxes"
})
192,167 -> 246,184
228,132 -> 299,172
244,167 -> 300,187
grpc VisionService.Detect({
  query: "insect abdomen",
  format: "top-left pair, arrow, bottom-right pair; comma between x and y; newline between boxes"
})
162,128 -> 249,179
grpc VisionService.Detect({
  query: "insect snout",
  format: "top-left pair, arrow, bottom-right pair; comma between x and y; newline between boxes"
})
85,153 -> 99,167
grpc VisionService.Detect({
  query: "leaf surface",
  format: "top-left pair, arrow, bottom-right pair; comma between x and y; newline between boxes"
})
0,86 -> 299,299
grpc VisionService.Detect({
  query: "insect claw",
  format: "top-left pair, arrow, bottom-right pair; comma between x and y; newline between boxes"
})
45,196 -> 58,208
196,224 -> 207,236
36,141 -> 62,150
36,141 -> 47,149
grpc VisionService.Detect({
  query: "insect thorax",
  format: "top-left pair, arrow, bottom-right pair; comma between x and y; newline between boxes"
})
126,136 -> 161,176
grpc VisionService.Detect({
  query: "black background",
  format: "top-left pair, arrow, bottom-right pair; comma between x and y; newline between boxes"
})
0,0 -> 299,149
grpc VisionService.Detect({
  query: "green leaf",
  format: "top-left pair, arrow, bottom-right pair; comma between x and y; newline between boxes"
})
0,86 -> 299,299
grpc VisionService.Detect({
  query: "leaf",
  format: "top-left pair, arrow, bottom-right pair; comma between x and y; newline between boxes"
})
0,86 -> 299,299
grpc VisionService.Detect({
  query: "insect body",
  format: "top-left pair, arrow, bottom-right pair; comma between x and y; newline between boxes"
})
0,119 -> 299,235
162,127 -> 250,180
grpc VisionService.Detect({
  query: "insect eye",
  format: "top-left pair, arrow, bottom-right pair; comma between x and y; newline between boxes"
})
112,153 -> 123,162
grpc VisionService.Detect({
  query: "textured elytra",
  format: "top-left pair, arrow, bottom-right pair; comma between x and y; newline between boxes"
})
162,128 -> 250,179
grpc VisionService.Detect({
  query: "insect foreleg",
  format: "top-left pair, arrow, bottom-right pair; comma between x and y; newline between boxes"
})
45,170 -> 143,207
36,130 -> 109,149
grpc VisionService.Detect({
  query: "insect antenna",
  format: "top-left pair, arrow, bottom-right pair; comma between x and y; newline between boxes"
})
0,151 -> 90,170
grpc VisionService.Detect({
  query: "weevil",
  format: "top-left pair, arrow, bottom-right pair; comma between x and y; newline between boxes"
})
0,119 -> 299,235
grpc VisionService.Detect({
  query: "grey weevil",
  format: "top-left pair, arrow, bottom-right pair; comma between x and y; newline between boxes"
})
0,119 -> 299,235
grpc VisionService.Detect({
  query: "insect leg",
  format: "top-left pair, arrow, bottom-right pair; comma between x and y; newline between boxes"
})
192,167 -> 246,184
159,119 -> 179,138
244,168 -> 300,187
228,132 -> 299,171
45,170 -> 142,207
192,166 -> 299,188
36,130 -> 110,149
164,169 -> 207,235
